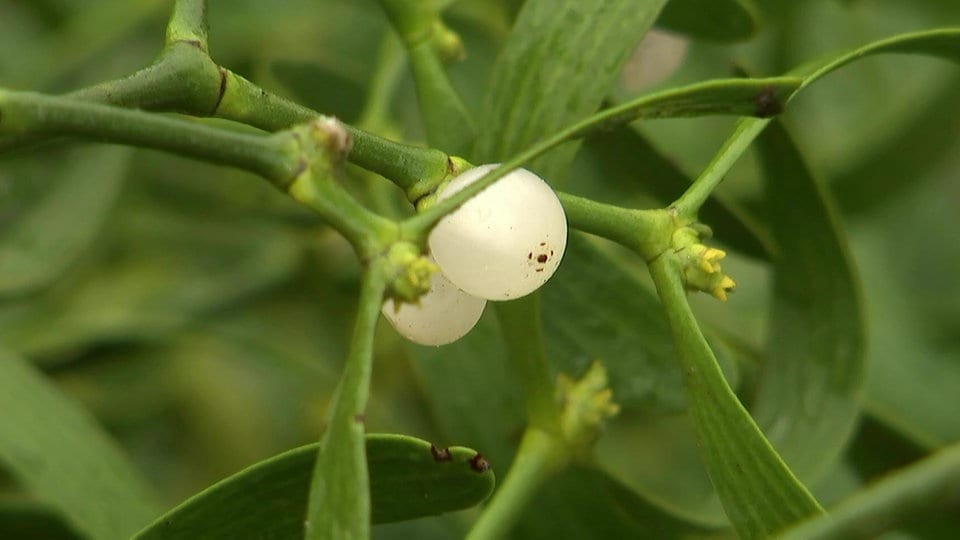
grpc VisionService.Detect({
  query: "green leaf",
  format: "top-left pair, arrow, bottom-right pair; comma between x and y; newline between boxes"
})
133,434 -> 496,539
776,442 -> 960,540
0,348 -> 161,540
542,233 -> 684,412
751,119 -> 865,483
411,313 -> 525,468
0,501 -> 80,540
474,0 -> 668,176
648,255 -> 823,539
0,211 -> 301,359
657,0 -> 759,42
513,466 -> 711,539
0,145 -> 129,297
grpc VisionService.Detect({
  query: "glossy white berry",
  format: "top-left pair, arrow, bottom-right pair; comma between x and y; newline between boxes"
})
428,164 -> 567,301
382,268 -> 486,346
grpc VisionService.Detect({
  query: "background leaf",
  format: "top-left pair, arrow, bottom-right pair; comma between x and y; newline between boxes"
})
474,0 -> 668,178
134,434 -> 496,539
0,348 -> 160,540
0,145 -> 129,297
657,0 -> 759,42
751,119 -> 865,484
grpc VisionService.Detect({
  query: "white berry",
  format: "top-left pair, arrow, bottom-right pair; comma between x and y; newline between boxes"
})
382,268 -> 486,346
428,164 -> 567,301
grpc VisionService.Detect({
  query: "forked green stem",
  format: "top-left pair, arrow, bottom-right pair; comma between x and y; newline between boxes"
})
305,265 -> 389,540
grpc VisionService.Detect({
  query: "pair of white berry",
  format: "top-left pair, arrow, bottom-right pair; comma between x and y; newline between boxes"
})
382,164 -> 568,345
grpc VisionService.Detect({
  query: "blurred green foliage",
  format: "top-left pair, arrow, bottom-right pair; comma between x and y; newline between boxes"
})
1,0 -> 959,538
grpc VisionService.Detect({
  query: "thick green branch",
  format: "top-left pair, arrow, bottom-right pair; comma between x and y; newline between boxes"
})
0,89 -> 294,182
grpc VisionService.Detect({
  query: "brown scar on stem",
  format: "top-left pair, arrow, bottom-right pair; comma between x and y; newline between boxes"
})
211,66 -> 228,115
430,444 -> 452,462
353,414 -> 365,423
753,86 -> 782,118
469,453 -> 491,472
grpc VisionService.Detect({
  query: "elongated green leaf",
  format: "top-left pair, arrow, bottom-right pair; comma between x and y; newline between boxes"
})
751,119 -> 865,482
777,443 -> 960,540
0,145 -> 128,297
660,28 -> 960,509
0,348 -> 161,540
657,0 -> 759,42
649,256 -> 823,539
475,0 -> 668,178
134,434 -> 496,539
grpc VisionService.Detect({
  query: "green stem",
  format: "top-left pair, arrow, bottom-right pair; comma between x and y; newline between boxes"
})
356,33 -> 407,133
558,193 -> 673,261
305,265 -> 388,540
465,429 -> 568,540
0,89 -> 296,183
378,0 -> 476,154
493,296 -> 561,433
777,443 -> 960,540
672,117 -> 769,220
403,77 -> 796,238
287,167 -> 398,260
406,40 -> 476,154
165,0 -> 209,51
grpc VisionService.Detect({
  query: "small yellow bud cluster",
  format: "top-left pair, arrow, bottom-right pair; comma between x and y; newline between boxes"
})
383,242 -> 438,306
557,361 -> 620,454
671,226 -> 736,301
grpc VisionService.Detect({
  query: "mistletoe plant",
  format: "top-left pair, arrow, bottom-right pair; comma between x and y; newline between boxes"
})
1,0 -> 960,539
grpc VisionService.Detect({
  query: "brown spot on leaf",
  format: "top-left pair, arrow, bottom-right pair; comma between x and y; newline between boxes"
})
430,444 -> 452,462
469,453 -> 491,473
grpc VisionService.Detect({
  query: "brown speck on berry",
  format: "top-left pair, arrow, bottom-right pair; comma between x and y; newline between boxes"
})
537,254 -> 548,263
